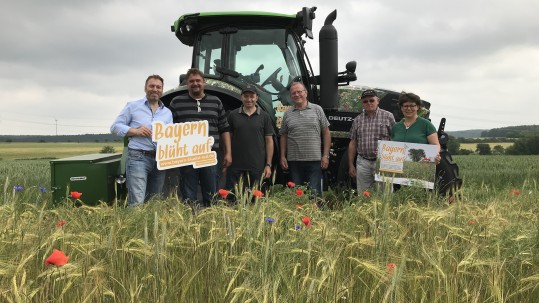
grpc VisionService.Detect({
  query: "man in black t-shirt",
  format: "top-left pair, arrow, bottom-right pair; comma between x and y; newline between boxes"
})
226,84 -> 274,192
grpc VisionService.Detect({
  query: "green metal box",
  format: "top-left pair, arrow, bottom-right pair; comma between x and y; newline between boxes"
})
50,153 -> 125,205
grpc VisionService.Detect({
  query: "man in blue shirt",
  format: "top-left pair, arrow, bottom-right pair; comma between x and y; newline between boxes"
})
111,75 -> 173,206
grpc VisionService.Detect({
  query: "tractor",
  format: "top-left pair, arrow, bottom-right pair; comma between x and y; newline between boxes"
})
160,7 -> 461,195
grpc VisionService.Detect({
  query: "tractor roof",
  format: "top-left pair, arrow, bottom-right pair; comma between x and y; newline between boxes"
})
171,10 -> 312,46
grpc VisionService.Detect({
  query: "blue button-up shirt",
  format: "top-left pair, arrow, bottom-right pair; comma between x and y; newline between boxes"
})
110,97 -> 173,151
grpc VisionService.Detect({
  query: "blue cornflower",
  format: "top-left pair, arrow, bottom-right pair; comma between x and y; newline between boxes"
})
14,185 -> 24,191
39,187 -> 47,193
265,217 -> 275,223
295,224 -> 301,230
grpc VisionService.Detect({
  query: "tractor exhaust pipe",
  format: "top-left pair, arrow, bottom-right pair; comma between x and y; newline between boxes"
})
319,10 -> 338,110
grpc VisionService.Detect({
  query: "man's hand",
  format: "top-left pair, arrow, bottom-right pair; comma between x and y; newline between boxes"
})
135,126 -> 152,137
349,165 -> 356,177
321,157 -> 329,170
223,153 -> 232,168
263,166 -> 272,179
280,157 -> 288,170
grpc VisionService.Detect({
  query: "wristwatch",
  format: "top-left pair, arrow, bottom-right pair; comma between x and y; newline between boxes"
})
323,155 -> 330,159
265,163 -> 271,167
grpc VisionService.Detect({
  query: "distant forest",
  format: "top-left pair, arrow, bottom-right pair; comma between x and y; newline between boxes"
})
480,125 -> 539,138
447,125 -> 538,139
1,134 -> 121,143
1,125 -> 537,143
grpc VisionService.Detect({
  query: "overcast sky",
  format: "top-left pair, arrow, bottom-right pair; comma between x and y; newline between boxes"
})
1,0 -> 537,135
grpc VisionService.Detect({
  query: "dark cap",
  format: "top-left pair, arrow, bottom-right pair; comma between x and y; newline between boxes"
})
241,84 -> 257,95
361,89 -> 377,98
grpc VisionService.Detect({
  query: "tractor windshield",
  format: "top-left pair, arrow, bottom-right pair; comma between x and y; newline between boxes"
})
195,28 -> 303,98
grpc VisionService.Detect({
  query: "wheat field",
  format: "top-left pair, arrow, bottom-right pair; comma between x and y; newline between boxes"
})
0,149 -> 538,302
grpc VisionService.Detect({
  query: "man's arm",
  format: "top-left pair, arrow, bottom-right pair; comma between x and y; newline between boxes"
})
321,127 -> 331,169
221,131 -> 232,168
348,139 -> 357,177
280,134 -> 288,170
264,135 -> 274,178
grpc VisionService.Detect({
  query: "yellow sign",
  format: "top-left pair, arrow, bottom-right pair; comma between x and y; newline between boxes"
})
375,140 -> 438,189
152,120 -> 217,170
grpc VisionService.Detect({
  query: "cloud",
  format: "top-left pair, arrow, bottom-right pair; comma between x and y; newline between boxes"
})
1,0 -> 538,134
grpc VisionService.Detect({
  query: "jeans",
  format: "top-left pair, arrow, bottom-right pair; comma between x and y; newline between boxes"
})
288,161 -> 323,196
226,168 -> 265,191
126,149 -> 165,206
179,164 -> 219,207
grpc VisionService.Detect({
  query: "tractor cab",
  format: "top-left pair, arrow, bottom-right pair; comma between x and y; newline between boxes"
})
162,9 -> 319,130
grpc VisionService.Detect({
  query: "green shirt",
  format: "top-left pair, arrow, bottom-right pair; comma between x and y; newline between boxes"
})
391,117 -> 436,144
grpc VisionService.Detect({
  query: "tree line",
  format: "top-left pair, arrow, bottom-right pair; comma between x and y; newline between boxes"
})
447,135 -> 539,155
481,125 -> 539,138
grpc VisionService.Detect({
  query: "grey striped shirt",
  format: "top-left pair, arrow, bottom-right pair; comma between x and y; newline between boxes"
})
279,102 -> 330,161
169,94 -> 230,150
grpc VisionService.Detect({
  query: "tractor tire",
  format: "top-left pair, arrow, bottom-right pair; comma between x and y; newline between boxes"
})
435,150 -> 462,195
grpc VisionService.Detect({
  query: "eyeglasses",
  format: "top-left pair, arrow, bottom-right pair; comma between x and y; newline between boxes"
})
291,90 -> 305,96
362,98 -> 376,104
196,100 -> 201,112
401,104 -> 417,109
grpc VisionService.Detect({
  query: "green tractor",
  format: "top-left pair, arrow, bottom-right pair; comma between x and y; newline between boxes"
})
161,7 -> 461,195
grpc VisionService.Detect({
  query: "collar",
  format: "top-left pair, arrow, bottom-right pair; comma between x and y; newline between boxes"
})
293,101 -> 312,111
363,107 -> 379,117
144,97 -> 164,108
239,105 -> 260,115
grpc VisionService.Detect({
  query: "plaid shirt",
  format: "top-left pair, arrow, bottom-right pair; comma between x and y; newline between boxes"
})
349,108 -> 395,159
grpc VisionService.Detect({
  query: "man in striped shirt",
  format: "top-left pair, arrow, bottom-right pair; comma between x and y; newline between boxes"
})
348,89 -> 395,193
169,68 -> 231,207
279,82 -> 331,197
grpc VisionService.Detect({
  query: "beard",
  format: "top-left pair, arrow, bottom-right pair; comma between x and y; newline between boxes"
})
190,87 -> 203,97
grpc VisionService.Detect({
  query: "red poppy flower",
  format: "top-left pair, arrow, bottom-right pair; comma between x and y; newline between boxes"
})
469,220 -> 475,225
302,216 -> 312,227
56,220 -> 66,227
387,262 -> 396,274
70,191 -> 82,199
253,190 -> 264,198
510,189 -> 520,196
287,181 -> 295,188
218,189 -> 229,198
295,189 -> 304,196
44,249 -> 69,266
363,191 -> 370,198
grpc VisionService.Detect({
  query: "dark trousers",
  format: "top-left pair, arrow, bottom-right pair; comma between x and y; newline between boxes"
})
288,161 -> 322,197
179,164 -> 219,207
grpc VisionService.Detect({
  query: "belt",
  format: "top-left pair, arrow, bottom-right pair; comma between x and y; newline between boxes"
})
360,155 -> 376,161
129,148 -> 156,157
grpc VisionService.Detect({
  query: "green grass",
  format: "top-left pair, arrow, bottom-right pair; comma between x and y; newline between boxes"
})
0,142 -> 124,160
1,153 -> 538,302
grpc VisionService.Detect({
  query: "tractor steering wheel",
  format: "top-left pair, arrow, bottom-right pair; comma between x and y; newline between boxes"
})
260,67 -> 282,87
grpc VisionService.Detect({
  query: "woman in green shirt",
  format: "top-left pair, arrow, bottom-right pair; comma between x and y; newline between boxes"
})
391,92 -> 441,163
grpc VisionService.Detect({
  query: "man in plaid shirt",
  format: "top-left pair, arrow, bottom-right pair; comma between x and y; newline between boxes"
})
348,90 -> 395,192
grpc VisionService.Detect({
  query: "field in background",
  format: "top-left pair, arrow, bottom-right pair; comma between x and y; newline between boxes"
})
0,142 -> 124,160
460,142 -> 513,151
1,147 -> 538,301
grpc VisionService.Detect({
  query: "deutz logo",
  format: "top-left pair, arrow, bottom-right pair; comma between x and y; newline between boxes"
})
327,116 -> 353,122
